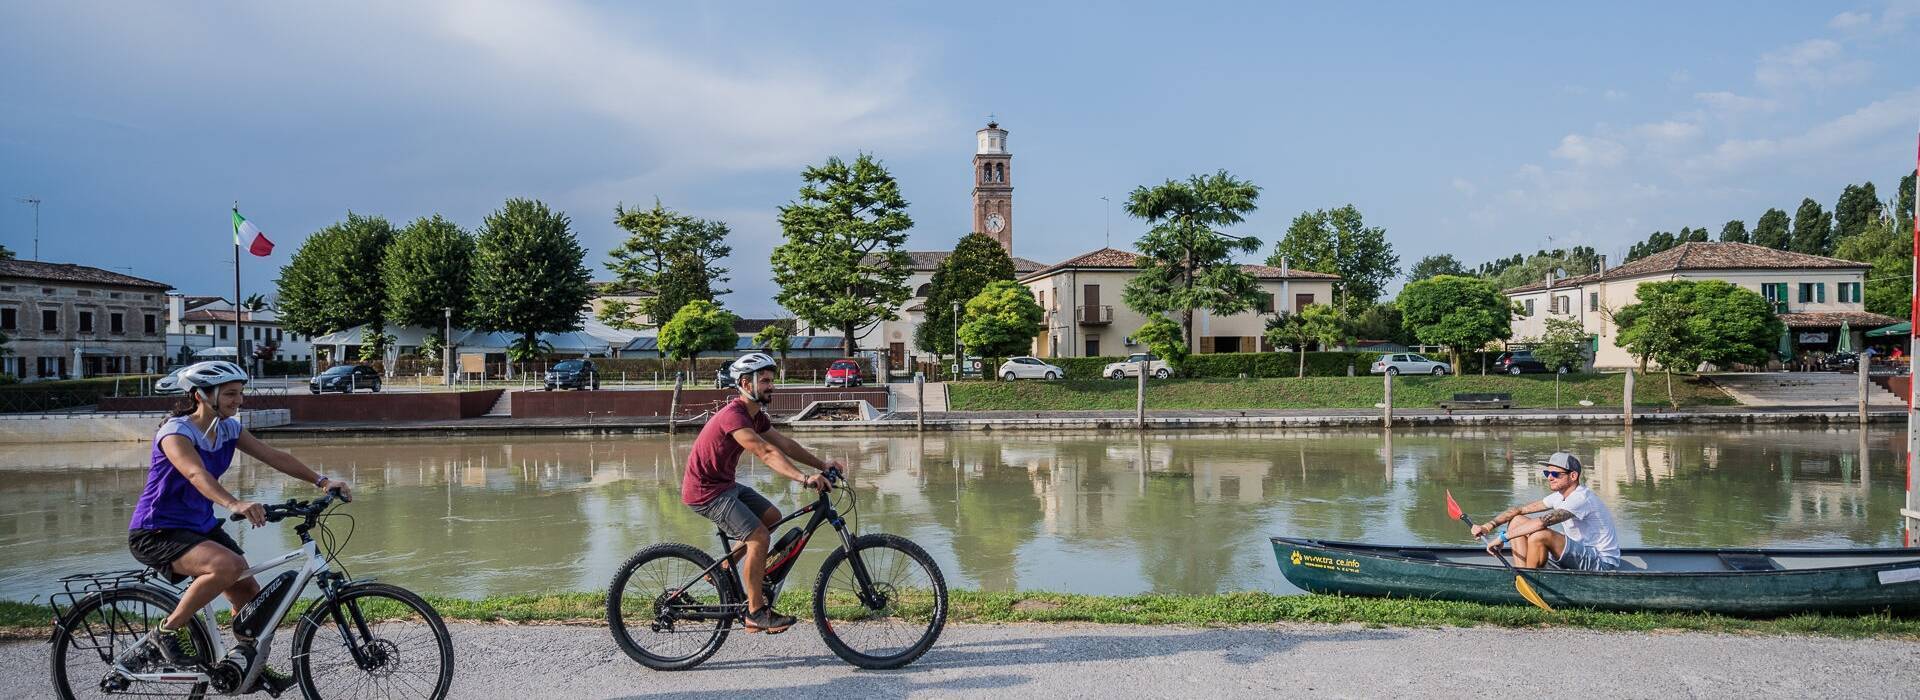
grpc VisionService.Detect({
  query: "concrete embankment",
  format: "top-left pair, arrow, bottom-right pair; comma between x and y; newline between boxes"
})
0,409 -> 290,444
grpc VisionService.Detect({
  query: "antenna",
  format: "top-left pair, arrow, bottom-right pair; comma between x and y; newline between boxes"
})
15,196 -> 40,261
1100,196 -> 1111,248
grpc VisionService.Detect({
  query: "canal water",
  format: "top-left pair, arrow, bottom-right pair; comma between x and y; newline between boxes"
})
0,426 -> 1909,601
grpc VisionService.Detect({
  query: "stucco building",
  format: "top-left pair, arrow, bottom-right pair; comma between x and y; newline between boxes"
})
0,259 -> 171,380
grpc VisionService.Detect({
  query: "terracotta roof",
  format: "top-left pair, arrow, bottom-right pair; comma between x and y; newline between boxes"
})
862,250 -> 1047,273
1505,242 -> 1870,294
1778,311 -> 1901,329
182,309 -> 270,323
0,259 -> 171,290
1020,248 -> 1341,282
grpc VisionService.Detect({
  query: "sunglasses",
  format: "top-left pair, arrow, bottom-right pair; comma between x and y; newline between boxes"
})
1541,469 -> 1572,478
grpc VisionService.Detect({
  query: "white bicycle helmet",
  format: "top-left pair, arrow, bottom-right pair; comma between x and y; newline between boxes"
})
728,352 -> 778,381
158,360 -> 251,393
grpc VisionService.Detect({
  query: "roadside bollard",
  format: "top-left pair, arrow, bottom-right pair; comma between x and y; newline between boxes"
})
1136,359 -> 1147,430
1382,370 -> 1392,428
668,373 -> 684,435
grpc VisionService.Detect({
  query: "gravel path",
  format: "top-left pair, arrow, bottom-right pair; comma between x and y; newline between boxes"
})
8,621 -> 1917,698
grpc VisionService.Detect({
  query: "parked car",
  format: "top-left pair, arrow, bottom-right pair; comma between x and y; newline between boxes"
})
1369,353 -> 1451,376
543,359 -> 599,391
715,367 -> 736,389
1494,349 -> 1568,375
1104,353 -> 1171,379
154,366 -> 191,395
309,364 -> 382,394
825,359 -> 864,387
997,356 -> 1066,381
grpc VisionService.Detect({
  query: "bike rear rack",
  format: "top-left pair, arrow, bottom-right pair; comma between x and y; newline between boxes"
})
49,569 -> 171,659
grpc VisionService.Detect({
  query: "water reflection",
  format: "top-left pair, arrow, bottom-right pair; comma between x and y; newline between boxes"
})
0,426 -> 1909,601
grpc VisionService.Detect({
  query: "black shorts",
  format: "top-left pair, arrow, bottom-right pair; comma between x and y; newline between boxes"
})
128,526 -> 244,583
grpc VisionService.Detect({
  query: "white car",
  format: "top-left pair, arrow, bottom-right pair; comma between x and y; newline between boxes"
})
1103,353 -> 1171,379
1370,353 -> 1452,376
997,356 -> 1065,381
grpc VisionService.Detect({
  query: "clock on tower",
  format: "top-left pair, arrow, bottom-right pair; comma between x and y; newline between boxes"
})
972,121 -> 1013,253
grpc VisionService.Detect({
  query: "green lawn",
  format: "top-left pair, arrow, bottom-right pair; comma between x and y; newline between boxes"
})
947,374 -> 1736,411
9,591 -> 1910,639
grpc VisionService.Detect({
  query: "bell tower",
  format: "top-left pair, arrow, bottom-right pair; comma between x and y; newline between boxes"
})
971,121 -> 1013,253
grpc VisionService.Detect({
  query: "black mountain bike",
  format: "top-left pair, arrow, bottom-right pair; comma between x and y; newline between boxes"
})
607,468 -> 947,670
48,492 -> 455,699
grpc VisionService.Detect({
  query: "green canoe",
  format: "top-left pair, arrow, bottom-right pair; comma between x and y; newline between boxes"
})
1272,537 -> 1920,616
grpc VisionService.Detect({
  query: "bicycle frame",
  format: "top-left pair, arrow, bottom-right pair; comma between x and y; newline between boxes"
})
109,539 -> 329,693
665,485 -> 881,621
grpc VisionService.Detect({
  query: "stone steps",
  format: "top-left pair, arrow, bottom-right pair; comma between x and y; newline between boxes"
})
1709,373 -> 1903,407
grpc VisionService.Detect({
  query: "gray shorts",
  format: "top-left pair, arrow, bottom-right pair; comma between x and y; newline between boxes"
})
1550,537 -> 1620,572
689,484 -> 774,540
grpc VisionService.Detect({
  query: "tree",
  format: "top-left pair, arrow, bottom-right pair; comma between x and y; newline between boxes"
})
1834,182 -> 1881,243
771,154 -> 914,357
1752,208 -> 1791,250
240,293 -> 271,313
915,233 -> 1017,359
469,198 -> 594,370
1132,316 -> 1189,375
1488,247 -> 1602,291
1528,317 -> 1587,373
1347,303 -> 1411,346
1834,211 -> 1911,317
276,212 -> 394,338
356,327 -> 394,365
1899,170 -> 1915,226
1121,170 -> 1264,346
1789,198 -> 1832,255
1268,204 -> 1399,316
1407,254 -> 1467,282
958,281 -> 1044,369
1614,280 -> 1782,406
659,300 -> 739,377
599,201 -> 732,330
1264,304 -> 1345,377
1396,275 -> 1513,372
0,242 -> 14,260
753,324 -> 792,380
382,214 -> 474,338
1718,220 -> 1749,243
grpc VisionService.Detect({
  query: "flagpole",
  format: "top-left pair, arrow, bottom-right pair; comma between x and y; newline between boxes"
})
233,202 -> 244,372
1906,124 -> 1920,546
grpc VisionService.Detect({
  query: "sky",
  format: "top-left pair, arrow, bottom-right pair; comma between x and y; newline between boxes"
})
3,1 -> 1917,317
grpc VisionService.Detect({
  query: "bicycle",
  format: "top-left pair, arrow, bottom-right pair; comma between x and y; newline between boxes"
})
607,467 -> 948,670
48,492 -> 455,699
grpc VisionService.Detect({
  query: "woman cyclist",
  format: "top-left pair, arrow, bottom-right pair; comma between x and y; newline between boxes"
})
117,360 -> 352,696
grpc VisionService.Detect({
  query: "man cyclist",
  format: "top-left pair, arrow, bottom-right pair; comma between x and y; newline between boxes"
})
118,361 -> 353,695
684,353 -> 843,633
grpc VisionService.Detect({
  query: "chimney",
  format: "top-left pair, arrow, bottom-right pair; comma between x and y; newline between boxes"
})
1598,254 -> 1607,274
1545,271 -> 1553,290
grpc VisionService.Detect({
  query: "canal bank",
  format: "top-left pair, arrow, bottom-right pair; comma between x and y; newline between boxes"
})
247,406 -> 1909,439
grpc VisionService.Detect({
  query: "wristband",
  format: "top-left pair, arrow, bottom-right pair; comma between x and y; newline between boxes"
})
314,474 -> 329,488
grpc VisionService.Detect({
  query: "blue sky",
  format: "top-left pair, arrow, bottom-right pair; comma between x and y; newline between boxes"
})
3,2 -> 1917,316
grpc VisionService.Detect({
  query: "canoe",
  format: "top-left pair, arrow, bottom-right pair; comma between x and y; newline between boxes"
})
1271,536 -> 1920,616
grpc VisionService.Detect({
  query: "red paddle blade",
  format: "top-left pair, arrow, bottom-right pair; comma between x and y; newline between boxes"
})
1445,490 -> 1464,521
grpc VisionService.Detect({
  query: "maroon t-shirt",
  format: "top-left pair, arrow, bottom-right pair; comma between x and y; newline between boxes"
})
682,398 -> 772,505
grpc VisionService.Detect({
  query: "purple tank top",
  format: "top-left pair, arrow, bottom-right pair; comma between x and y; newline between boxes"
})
129,417 -> 243,532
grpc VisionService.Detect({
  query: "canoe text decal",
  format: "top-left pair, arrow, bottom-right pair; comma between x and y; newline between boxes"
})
1293,551 -> 1361,573
1878,567 -> 1920,585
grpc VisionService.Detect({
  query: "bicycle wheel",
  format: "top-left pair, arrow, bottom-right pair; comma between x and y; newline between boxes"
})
812,533 -> 948,669
50,586 -> 212,700
607,543 -> 736,671
290,582 -> 454,699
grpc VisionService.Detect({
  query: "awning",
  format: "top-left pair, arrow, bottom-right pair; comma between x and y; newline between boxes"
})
1867,321 -> 1909,338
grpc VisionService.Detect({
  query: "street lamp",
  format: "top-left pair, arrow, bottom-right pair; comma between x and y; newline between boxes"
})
952,301 -> 961,380
443,307 -> 453,385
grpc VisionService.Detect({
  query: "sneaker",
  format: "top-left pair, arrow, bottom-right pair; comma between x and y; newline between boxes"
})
744,605 -> 795,634
115,626 -> 189,670
252,666 -> 297,698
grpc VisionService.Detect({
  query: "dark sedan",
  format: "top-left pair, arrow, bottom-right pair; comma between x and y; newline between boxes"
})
544,359 -> 599,391
310,364 -> 382,394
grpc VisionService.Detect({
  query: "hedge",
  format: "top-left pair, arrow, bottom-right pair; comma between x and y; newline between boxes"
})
0,374 -> 169,413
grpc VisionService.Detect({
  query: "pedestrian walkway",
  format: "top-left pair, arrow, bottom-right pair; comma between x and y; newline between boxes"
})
1709,372 -> 1903,407
888,381 -> 949,413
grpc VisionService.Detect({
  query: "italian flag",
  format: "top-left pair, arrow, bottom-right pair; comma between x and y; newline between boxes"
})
233,209 -> 274,257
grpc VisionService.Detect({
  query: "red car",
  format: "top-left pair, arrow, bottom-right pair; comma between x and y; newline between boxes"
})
825,359 -> 864,387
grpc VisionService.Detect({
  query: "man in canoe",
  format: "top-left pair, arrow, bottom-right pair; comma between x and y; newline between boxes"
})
1470,452 -> 1622,571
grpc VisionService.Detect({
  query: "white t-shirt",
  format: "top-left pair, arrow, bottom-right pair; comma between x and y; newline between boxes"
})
1542,485 -> 1620,561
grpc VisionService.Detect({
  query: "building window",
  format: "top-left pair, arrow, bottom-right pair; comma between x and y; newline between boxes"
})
1589,292 -> 1599,312
110,313 -> 124,334
77,290 -> 92,297
1294,293 -> 1314,309
1798,282 -> 1825,304
1760,283 -> 1788,304
144,314 -> 157,334
218,326 -> 227,339
1257,293 -> 1275,314
109,292 -> 122,299
1523,299 -> 1535,316
1839,282 -> 1862,304
79,311 -> 94,334
0,308 -> 14,330
194,325 -> 207,334
42,309 -> 58,331
42,288 -> 55,295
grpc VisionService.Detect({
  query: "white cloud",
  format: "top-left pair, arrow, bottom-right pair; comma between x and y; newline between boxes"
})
1686,89 -> 1920,172
1754,39 -> 1871,89
1451,178 -> 1477,196
1603,89 -> 1629,102
1829,10 -> 1873,30
1636,120 -> 1702,143
1550,134 -> 1627,167
1694,91 -> 1778,115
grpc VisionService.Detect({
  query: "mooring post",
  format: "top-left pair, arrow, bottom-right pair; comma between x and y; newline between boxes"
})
915,373 -> 925,433
1859,358 -> 1869,425
1623,370 -> 1635,427
668,373 -> 683,435
1136,359 -> 1148,430
1382,370 -> 1393,428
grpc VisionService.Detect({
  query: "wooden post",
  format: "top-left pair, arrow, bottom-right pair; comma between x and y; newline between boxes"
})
1858,358 -> 1869,424
1135,359 -> 1147,430
916,373 -> 925,433
1382,370 -> 1393,428
1623,371 -> 1635,427
668,373 -> 684,435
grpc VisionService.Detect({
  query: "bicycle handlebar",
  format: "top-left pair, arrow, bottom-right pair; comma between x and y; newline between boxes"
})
228,488 -> 350,523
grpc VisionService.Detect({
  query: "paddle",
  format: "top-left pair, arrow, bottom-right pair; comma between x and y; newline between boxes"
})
1446,489 -> 1553,611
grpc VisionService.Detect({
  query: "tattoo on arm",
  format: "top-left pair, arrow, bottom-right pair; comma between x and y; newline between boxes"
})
1538,509 -> 1575,526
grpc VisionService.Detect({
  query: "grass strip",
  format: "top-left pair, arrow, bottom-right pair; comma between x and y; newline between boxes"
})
948,375 -> 1735,412
8,591 -> 1913,640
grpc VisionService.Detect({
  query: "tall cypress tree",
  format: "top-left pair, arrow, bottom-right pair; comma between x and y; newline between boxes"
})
1789,198 -> 1833,255
1752,208 -> 1791,250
